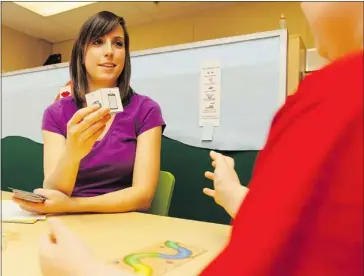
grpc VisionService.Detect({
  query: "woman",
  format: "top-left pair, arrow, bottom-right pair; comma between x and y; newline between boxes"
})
38,2 -> 363,276
13,11 -> 166,214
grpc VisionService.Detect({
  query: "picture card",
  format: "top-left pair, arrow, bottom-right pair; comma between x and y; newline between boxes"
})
86,88 -> 123,114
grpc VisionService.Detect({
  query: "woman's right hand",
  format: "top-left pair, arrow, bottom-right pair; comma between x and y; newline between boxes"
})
65,105 -> 111,162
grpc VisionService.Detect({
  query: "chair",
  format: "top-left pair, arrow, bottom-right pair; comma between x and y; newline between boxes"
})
149,171 -> 175,216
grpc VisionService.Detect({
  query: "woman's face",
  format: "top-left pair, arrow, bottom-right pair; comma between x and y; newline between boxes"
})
84,24 -> 126,90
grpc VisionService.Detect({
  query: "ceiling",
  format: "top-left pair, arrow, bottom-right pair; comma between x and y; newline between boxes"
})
2,1 -> 235,43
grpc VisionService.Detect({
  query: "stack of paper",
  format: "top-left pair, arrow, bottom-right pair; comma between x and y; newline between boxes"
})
1,200 -> 46,224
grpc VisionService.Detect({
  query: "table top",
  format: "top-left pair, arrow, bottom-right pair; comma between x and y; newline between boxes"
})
2,191 -> 231,276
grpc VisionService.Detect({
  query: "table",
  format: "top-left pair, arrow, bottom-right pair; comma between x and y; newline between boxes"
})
2,191 -> 231,276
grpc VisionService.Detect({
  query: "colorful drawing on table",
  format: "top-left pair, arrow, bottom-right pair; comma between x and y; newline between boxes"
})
110,240 -> 207,276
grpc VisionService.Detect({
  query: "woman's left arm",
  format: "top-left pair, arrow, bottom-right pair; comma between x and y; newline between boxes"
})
68,126 -> 162,213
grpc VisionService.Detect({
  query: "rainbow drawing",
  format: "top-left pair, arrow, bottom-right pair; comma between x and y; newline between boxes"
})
112,240 -> 206,276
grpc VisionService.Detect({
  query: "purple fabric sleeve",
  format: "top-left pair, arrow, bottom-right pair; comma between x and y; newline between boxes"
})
137,98 -> 166,136
42,105 -> 64,136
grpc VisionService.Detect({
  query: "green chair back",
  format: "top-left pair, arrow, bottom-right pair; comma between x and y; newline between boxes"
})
149,171 -> 175,216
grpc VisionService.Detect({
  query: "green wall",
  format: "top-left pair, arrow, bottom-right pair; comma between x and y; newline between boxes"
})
1,136 -> 44,193
1,136 -> 258,224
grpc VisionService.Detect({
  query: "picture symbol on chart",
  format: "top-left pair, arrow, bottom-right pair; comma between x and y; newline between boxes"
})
206,94 -> 215,100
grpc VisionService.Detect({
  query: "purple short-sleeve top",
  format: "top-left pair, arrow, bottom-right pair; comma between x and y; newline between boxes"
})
42,93 -> 166,197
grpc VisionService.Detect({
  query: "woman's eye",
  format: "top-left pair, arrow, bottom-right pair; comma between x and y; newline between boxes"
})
92,39 -> 103,45
115,41 -> 124,47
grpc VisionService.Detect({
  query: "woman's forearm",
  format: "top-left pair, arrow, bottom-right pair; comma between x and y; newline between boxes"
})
43,148 -> 80,196
68,186 -> 151,213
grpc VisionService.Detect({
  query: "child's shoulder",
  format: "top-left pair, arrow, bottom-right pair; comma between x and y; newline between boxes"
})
293,50 -> 363,109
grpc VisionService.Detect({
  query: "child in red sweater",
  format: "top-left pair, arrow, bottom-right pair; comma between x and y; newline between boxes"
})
38,2 -> 363,276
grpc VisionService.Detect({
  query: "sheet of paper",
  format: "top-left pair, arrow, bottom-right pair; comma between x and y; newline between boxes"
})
199,60 -> 221,127
201,122 -> 214,141
1,200 -> 46,223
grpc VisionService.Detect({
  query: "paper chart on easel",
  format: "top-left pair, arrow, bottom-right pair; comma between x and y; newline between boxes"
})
199,60 -> 221,127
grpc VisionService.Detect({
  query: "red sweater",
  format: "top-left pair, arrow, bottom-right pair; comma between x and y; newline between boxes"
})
202,50 -> 363,276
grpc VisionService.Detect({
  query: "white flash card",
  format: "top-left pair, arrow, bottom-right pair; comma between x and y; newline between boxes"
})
86,88 -> 123,114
